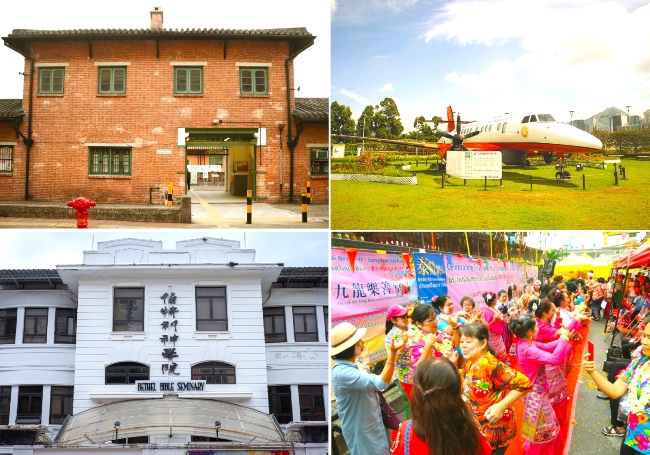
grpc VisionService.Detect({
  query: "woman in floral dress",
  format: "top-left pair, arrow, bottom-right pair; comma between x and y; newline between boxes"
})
583,321 -> 650,455
398,304 -> 458,398
459,322 -> 532,455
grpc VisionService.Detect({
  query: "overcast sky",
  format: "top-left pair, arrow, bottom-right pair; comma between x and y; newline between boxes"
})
331,0 -> 650,131
2,230 -> 330,269
0,0 -> 329,98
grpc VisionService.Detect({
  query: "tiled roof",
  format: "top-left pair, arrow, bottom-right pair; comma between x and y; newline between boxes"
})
293,98 -> 328,122
6,27 -> 312,39
0,99 -> 24,120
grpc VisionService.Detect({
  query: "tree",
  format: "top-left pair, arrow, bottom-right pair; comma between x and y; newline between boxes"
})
356,105 -> 376,137
374,98 -> 403,139
330,101 -> 356,141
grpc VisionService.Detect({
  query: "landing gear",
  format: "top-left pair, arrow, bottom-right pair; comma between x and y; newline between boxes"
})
554,161 -> 571,180
543,152 -> 553,164
523,159 -> 531,168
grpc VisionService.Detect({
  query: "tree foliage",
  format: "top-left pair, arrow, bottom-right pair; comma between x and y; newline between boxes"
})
330,101 -> 356,142
590,128 -> 650,154
354,98 -> 404,139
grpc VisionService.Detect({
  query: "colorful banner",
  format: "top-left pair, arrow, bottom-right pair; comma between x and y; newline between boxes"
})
331,248 -> 418,364
413,253 -> 448,301
444,255 -> 538,309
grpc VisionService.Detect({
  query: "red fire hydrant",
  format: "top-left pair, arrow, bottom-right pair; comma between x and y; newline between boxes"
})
67,196 -> 96,229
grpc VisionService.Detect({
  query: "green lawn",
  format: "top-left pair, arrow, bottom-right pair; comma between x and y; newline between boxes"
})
331,158 -> 650,230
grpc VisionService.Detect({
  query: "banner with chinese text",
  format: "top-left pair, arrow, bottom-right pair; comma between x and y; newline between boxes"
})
331,249 -> 417,363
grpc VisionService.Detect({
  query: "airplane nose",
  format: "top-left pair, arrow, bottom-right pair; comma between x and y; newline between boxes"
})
587,133 -> 603,150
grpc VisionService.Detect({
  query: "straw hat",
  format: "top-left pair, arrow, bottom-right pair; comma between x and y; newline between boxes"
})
331,322 -> 366,356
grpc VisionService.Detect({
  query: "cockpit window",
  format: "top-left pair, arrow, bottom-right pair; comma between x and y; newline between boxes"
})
529,115 -> 537,122
522,116 -> 529,123
502,122 -> 507,133
537,114 -> 555,122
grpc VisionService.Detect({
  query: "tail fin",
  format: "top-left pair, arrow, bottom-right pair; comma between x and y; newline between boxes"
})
446,106 -> 455,133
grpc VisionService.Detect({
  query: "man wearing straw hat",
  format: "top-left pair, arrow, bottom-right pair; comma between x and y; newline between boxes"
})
331,321 -> 406,455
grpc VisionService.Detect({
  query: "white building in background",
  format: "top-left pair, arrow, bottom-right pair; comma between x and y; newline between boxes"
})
0,238 -> 328,455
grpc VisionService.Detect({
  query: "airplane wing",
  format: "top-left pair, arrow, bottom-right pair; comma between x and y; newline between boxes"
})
331,134 -> 440,149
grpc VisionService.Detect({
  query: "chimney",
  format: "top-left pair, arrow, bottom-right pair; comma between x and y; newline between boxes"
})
150,6 -> 163,29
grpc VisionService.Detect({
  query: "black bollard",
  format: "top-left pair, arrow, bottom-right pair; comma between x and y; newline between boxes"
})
301,190 -> 308,223
441,172 -> 445,188
464,179 -> 467,186
622,167 -> 626,179
614,170 -> 619,185
582,174 -> 586,190
484,176 -> 487,190
530,175 -> 533,191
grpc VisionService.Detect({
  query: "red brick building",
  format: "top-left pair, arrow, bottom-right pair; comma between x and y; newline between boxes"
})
0,7 -> 328,204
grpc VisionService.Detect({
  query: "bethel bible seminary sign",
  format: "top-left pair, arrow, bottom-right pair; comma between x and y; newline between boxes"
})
135,380 -> 206,393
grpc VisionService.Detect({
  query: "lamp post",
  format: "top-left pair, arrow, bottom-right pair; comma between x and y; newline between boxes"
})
214,420 -> 221,441
114,421 -> 121,443
569,110 -> 574,126
362,117 -> 366,154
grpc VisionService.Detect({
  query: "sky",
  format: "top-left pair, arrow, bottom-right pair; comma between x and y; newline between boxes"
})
524,230 -> 647,252
331,0 -> 650,132
0,0 -> 330,98
2,230 -> 330,269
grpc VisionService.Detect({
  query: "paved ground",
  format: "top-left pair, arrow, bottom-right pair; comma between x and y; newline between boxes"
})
569,319 -> 624,455
0,186 -> 329,229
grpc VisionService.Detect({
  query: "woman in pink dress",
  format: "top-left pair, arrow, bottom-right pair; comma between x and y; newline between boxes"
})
482,291 -> 508,362
509,313 -> 575,455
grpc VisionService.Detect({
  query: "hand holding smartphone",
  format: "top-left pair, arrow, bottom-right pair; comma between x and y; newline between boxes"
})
587,340 -> 594,361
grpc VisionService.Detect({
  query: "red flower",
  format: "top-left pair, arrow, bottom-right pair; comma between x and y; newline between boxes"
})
634,433 -> 649,451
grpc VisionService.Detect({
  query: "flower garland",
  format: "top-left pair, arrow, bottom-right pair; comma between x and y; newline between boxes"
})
628,361 -> 650,415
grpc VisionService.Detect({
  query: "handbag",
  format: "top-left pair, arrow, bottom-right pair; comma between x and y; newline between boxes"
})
617,392 -> 630,424
378,390 -> 402,430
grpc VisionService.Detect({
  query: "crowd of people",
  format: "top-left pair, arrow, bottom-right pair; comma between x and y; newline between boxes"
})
331,273 -> 650,455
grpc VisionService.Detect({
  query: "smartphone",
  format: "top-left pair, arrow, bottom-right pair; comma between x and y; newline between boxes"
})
587,340 -> 594,361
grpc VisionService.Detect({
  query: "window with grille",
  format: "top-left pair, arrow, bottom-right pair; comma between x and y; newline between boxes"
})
113,287 -> 144,331
298,385 -> 325,421
89,147 -> 131,176
105,362 -> 150,384
38,68 -> 64,94
16,386 -> 43,424
0,146 -> 13,172
195,287 -> 227,331
240,68 -> 268,95
0,386 -> 10,425
175,67 -> 203,94
293,306 -> 318,342
98,67 -> 126,94
0,309 -> 17,344
191,361 -> 235,384
268,386 -> 293,424
310,148 -> 329,176
49,386 -> 73,424
55,308 -> 76,344
23,308 -> 48,343
263,307 -> 286,343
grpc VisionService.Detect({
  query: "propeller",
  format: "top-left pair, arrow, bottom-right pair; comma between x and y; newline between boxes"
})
436,112 -> 480,151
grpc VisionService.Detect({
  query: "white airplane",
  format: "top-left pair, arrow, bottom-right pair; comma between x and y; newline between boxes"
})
440,109 -> 603,166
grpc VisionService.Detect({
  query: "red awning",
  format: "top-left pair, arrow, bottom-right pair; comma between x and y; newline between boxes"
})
615,243 -> 650,269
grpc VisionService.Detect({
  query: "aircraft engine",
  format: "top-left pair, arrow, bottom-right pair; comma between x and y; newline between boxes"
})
500,148 -> 528,166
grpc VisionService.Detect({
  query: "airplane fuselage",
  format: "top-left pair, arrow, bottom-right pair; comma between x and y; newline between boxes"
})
439,113 -> 603,165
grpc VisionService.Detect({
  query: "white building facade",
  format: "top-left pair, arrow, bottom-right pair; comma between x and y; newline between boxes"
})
0,238 -> 328,455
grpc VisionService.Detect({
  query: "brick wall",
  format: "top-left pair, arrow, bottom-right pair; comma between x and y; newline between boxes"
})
2,37 -> 330,204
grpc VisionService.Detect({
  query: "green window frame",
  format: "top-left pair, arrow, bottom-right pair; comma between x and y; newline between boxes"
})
89,147 -> 131,176
98,67 -> 126,94
310,147 -> 329,176
174,67 -> 203,94
38,68 -> 64,94
0,146 -> 13,173
240,68 -> 268,95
